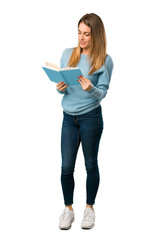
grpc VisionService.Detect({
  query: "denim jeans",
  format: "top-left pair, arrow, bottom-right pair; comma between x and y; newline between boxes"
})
61,105 -> 103,206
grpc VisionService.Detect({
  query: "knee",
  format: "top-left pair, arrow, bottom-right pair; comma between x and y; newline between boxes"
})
85,162 -> 99,174
61,164 -> 74,177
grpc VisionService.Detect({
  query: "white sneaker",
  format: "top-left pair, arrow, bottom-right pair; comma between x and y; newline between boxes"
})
81,207 -> 95,229
59,207 -> 75,230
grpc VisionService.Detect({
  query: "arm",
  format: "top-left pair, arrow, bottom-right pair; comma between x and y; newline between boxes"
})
56,49 -> 68,94
56,82 -> 68,94
78,56 -> 114,101
87,84 -> 109,101
78,75 -> 108,101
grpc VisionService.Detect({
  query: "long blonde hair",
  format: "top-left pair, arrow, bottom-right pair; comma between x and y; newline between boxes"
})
67,13 -> 107,75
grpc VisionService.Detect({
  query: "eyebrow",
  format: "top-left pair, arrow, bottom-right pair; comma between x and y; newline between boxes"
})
78,30 -> 91,34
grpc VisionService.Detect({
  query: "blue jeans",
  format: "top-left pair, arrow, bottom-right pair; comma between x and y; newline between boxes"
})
61,105 -> 103,205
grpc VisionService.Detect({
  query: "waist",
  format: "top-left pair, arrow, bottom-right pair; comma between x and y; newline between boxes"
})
63,105 -> 102,118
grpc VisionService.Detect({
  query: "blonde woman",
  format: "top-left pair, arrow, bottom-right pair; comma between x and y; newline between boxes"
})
57,13 -> 114,230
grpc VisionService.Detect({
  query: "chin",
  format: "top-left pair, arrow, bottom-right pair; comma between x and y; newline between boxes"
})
80,45 -> 86,49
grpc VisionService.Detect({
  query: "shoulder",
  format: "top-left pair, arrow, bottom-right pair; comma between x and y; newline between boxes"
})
105,54 -> 113,66
104,54 -> 114,74
93,54 -> 113,74
61,48 -> 74,58
60,48 -> 74,67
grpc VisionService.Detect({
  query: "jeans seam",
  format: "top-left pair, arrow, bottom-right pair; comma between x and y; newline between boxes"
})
97,116 -> 100,134
77,128 -> 80,149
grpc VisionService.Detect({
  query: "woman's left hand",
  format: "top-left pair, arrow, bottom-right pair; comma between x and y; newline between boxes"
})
78,76 -> 93,91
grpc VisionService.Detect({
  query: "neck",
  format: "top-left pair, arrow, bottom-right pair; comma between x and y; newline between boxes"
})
82,48 -> 89,55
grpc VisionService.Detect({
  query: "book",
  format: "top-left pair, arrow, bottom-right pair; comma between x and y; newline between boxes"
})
42,62 -> 83,86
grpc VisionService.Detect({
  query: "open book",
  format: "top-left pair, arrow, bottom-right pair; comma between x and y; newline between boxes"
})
42,62 -> 83,85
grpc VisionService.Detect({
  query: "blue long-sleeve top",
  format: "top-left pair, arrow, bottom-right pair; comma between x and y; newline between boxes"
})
57,48 -> 114,115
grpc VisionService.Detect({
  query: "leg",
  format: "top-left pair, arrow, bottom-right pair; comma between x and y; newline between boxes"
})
61,113 -> 81,206
79,107 -> 103,205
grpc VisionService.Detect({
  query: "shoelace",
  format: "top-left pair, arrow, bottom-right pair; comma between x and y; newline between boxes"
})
60,211 -> 71,221
83,210 -> 94,222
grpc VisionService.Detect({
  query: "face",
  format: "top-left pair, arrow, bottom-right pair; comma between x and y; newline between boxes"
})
78,22 -> 91,54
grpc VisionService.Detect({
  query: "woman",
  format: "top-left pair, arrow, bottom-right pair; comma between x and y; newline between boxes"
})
56,13 -> 114,230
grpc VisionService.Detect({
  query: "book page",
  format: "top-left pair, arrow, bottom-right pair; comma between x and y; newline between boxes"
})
61,67 -> 79,71
45,62 -> 60,71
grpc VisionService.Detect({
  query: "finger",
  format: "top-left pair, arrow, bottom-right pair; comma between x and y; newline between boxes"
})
82,77 -> 90,84
57,81 -> 65,87
78,76 -> 85,83
81,80 -> 87,88
77,76 -> 82,82
60,84 -> 68,91
78,78 -> 88,88
77,79 -> 83,87
79,75 -> 86,80
78,76 -> 88,84
57,82 -> 66,89
78,80 -> 86,90
57,81 -> 62,86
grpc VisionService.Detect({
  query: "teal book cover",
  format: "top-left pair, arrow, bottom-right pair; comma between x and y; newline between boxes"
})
42,63 -> 83,86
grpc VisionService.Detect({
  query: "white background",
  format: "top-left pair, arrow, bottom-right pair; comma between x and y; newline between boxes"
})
0,0 -> 160,239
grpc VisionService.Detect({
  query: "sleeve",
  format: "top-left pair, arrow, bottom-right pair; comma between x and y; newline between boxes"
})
57,88 -> 67,94
56,49 -> 67,95
88,56 -> 114,101
60,49 -> 65,68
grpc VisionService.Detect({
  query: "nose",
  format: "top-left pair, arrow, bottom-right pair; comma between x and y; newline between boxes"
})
80,34 -> 84,40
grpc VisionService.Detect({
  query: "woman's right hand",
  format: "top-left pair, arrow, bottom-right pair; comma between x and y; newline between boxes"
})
56,82 -> 68,92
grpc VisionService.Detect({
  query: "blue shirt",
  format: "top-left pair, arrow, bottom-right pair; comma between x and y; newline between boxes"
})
57,48 -> 114,115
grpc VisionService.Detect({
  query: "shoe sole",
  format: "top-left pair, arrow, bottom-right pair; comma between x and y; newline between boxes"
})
81,224 -> 94,230
59,227 -> 71,230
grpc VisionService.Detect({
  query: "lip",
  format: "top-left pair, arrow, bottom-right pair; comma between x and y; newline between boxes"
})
80,42 -> 86,44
